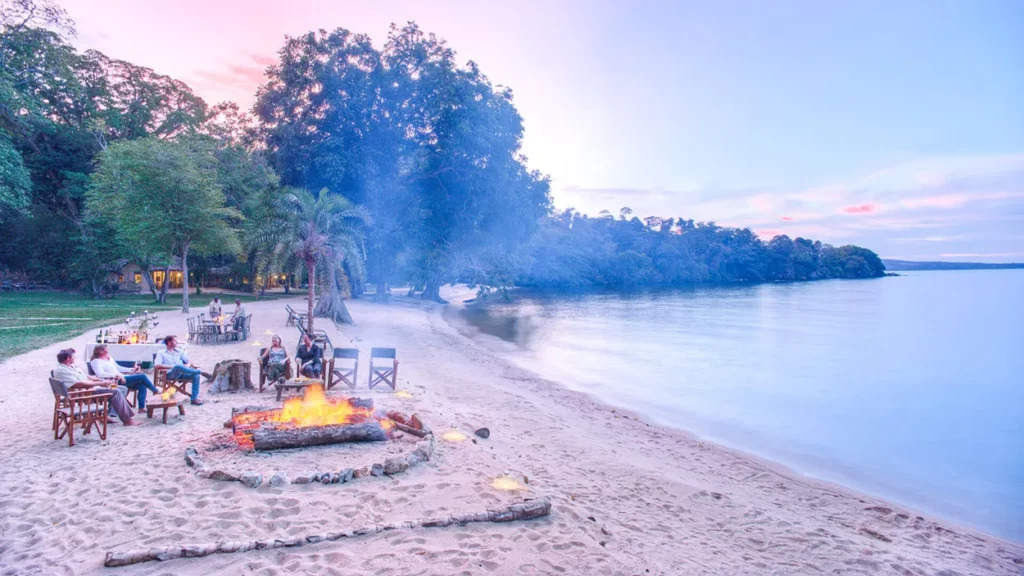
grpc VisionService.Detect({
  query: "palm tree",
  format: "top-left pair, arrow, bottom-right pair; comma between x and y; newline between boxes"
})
253,187 -> 369,331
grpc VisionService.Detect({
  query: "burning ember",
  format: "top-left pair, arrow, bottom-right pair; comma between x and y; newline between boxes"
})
231,385 -> 399,451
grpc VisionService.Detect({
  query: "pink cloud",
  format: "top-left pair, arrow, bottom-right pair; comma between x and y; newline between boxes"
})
842,203 -> 878,214
251,54 -> 276,67
780,216 -> 794,221
755,229 -> 783,239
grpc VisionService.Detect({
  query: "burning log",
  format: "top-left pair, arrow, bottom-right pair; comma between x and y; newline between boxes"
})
251,422 -> 386,451
102,498 -> 552,568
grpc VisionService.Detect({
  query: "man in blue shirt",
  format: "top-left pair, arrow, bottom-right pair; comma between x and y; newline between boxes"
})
154,335 -> 205,405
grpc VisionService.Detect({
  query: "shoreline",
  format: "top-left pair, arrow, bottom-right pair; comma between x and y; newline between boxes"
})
0,291 -> 1020,574
438,286 -> 1020,546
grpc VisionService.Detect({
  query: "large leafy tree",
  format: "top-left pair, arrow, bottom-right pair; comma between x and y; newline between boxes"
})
87,137 -> 242,311
254,23 -> 550,303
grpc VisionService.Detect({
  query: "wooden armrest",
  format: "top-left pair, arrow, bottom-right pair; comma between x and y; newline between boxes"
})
71,393 -> 112,403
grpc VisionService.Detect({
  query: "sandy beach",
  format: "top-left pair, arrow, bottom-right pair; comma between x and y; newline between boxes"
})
0,287 -> 1021,576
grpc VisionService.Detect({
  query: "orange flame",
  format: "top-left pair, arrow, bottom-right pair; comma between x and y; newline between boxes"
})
231,385 -> 385,449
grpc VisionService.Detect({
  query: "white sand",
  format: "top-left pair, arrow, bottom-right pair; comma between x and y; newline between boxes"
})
0,287 -> 1020,575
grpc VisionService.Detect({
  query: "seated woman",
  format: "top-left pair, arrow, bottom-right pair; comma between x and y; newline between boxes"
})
295,333 -> 323,378
260,335 -> 290,382
89,344 -> 160,409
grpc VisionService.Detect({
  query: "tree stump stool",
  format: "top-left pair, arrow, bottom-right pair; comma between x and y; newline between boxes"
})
210,360 -> 255,393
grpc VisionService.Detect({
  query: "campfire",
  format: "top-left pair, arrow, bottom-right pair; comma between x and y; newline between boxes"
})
230,385 -> 407,451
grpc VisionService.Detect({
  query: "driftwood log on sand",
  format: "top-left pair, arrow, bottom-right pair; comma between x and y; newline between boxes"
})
103,497 -> 551,568
251,421 -> 386,451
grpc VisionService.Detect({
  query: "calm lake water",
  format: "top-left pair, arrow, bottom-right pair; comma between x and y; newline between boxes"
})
455,270 -> 1024,540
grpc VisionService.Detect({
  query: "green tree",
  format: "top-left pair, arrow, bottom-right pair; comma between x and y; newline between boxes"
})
87,137 -> 241,311
254,187 -> 368,330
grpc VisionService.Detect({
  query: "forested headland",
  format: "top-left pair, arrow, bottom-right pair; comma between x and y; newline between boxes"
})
0,0 -> 886,318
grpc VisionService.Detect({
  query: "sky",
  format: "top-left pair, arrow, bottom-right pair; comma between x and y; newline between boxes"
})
60,0 -> 1024,262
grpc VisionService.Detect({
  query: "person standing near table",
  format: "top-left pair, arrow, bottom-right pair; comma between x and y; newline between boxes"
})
155,335 -> 206,406
231,298 -> 247,331
208,296 -> 222,319
89,344 -> 160,409
54,348 -> 140,425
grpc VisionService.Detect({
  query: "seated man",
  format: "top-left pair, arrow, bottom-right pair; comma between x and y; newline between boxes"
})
89,344 -> 159,409
154,335 -> 205,406
53,348 -> 140,426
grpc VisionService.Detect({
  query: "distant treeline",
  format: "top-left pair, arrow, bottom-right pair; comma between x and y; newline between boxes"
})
882,260 -> 1024,271
518,209 -> 886,287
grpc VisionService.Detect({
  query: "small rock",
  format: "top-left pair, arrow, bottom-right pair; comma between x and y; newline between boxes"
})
319,472 -> 332,484
329,472 -> 342,484
370,463 -> 384,477
474,427 -> 490,439
340,468 -> 355,483
184,447 -> 199,467
240,472 -> 263,488
413,446 -> 431,462
353,467 -> 369,479
587,516 -> 596,522
383,457 -> 409,475
269,472 -> 288,487
406,452 -> 422,467
293,473 -> 316,485
205,470 -> 238,482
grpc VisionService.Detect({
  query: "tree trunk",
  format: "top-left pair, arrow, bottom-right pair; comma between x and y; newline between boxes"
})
181,242 -> 191,313
141,263 -> 159,302
313,255 -> 355,325
421,281 -> 448,304
252,422 -> 386,451
374,280 -> 390,303
306,259 -> 316,332
209,360 -> 255,393
159,262 -> 171,304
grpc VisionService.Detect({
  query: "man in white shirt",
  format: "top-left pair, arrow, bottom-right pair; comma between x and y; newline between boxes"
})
208,297 -> 222,318
154,335 -> 205,405
53,348 -> 140,425
89,344 -> 159,409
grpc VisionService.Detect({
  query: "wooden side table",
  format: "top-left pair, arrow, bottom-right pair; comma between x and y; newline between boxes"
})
274,378 -> 323,401
145,400 -> 185,424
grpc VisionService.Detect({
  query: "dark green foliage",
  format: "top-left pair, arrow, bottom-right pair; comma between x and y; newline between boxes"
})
520,210 -> 885,287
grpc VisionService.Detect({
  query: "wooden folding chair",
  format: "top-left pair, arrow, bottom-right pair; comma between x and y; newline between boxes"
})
328,348 -> 359,390
86,361 -> 138,407
258,347 -> 293,392
368,347 -> 398,390
49,377 -> 110,447
153,354 -> 192,397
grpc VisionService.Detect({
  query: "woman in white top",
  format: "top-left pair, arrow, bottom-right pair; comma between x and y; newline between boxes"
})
89,344 -> 160,409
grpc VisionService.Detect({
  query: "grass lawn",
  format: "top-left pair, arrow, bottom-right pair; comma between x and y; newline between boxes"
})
0,290 -> 296,363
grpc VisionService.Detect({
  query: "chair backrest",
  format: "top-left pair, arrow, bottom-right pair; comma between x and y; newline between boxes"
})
87,361 -> 95,376
370,347 -> 396,360
49,377 -> 69,399
334,347 -> 359,360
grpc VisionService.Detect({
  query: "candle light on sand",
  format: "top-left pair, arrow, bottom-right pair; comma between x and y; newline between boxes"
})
441,430 -> 467,442
491,475 -> 528,492
394,390 -> 413,399
250,340 -> 262,347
